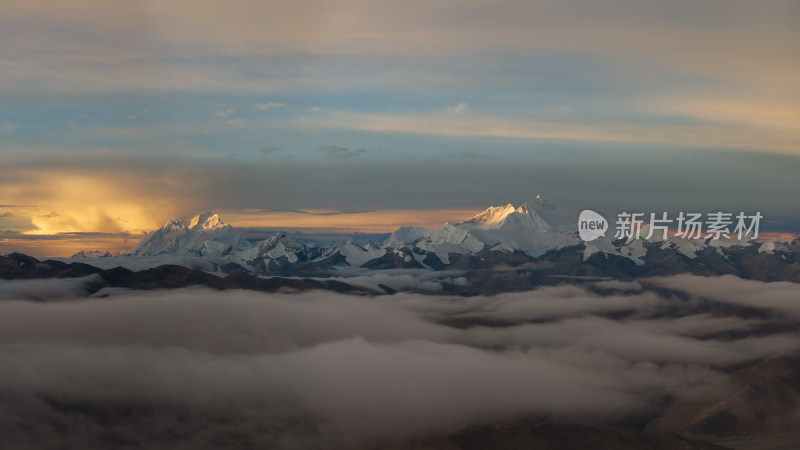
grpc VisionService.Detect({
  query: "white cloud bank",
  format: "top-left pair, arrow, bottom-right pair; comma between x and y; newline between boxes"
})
0,276 -> 798,447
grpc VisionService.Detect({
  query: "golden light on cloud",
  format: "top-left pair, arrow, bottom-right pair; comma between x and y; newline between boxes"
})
220,209 -> 482,233
1,163 -> 483,256
0,163 -> 484,256
0,234 -> 139,258
1,208 -> 482,257
6,168 -> 480,235
4,170 -> 188,236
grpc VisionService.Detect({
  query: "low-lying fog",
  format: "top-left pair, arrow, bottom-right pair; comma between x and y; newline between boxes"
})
0,274 -> 798,448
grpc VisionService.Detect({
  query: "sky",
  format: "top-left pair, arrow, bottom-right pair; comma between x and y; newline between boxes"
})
1,0 -> 799,255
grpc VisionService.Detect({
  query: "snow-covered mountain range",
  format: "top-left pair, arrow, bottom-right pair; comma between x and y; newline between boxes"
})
108,197 -> 583,270
66,197 -> 799,286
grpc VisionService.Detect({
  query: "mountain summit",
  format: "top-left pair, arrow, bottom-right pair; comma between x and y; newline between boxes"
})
461,203 -> 519,227
187,211 -> 228,231
522,195 -> 578,229
460,195 -> 576,231
121,211 -> 243,257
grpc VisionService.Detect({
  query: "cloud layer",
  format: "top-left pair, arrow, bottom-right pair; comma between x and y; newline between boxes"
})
0,275 -> 798,447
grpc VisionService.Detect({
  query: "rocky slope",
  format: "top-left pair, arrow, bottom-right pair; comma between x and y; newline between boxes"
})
0,252 -> 367,295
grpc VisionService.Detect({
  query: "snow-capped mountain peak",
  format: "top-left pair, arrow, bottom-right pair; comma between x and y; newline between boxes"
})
458,195 -> 575,231
379,196 -> 580,258
188,211 -> 227,231
461,203 -> 518,226
70,250 -> 112,259
519,195 -> 576,229
460,202 -> 548,230
121,211 -> 242,256
162,220 -> 185,232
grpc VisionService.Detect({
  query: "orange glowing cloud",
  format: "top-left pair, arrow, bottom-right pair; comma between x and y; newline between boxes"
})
0,207 -> 483,257
219,208 -> 482,233
3,170 -> 197,236
1,162 -> 480,242
0,165 -> 484,256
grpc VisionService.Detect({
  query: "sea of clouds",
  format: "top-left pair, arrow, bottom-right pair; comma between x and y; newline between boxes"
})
0,274 -> 798,448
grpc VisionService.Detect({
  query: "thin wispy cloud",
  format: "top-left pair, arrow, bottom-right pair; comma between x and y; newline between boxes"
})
447,102 -> 468,114
252,207 -> 373,216
319,144 -> 367,160
213,108 -> 234,117
253,102 -> 285,110
310,109 -> 800,153
455,149 -> 482,159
